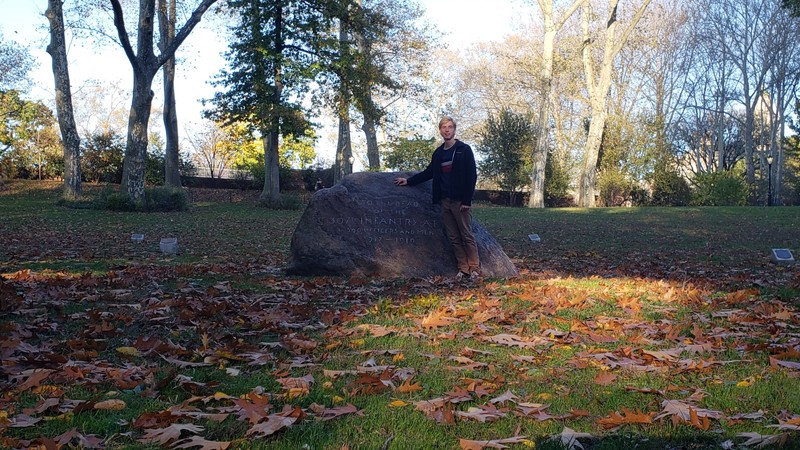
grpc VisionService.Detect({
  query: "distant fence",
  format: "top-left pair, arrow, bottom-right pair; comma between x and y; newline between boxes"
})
181,176 -> 257,190
193,168 -> 253,180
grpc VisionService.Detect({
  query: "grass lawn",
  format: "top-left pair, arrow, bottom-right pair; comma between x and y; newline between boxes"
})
2,180 -> 800,449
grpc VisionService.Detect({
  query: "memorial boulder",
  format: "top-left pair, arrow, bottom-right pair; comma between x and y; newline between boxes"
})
287,172 -> 518,278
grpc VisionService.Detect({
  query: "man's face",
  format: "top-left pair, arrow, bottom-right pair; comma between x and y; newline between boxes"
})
439,122 -> 456,141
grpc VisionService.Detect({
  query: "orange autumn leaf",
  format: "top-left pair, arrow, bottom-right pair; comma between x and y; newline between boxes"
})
784,417 -> 800,426
355,324 -> 394,337
94,399 -> 126,411
397,378 -> 423,394
689,408 -> 711,430
14,369 -> 53,393
593,371 -> 617,386
419,311 -> 462,329
597,409 -> 655,429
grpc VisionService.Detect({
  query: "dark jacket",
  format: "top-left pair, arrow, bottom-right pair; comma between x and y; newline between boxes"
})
407,139 -> 477,206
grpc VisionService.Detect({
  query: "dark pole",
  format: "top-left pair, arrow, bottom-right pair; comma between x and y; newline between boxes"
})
767,155 -> 773,207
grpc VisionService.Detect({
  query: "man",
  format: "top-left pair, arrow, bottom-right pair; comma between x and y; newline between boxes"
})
394,116 -> 480,281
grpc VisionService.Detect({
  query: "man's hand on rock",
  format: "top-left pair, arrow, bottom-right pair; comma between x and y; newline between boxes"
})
394,177 -> 408,186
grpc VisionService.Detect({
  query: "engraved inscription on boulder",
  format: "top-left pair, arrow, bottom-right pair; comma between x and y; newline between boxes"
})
287,172 -> 518,278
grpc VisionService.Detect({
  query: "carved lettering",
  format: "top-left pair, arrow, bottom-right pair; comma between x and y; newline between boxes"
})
328,198 -> 438,244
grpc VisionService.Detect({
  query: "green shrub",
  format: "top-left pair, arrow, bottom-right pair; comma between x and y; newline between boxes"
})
630,185 -> 651,206
650,169 -> 692,206
544,153 -> 571,207
259,193 -> 303,210
597,169 -> 634,207
100,191 -> 137,211
89,186 -> 189,212
55,196 -> 96,209
691,171 -> 748,206
144,186 -> 189,211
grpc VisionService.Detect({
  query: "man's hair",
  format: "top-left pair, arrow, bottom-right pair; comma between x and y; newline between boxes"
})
439,116 -> 457,129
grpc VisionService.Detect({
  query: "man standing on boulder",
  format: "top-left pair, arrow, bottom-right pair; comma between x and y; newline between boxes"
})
394,116 -> 480,281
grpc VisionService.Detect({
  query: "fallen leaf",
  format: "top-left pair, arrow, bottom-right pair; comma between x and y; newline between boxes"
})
419,311 -> 462,329
138,424 -> 204,445
315,403 -> 363,421
459,435 -> 528,450
173,435 -> 232,450
654,399 -> 725,423
550,427 -> 594,450
397,378 -> 423,394
736,432 -> 789,448
116,346 -> 141,357
456,404 -> 507,423
245,415 -> 297,437
593,372 -> 617,386
94,399 -> 126,411
770,357 -> 800,370
482,334 -> 551,349
597,409 -> 655,429
489,390 -> 519,405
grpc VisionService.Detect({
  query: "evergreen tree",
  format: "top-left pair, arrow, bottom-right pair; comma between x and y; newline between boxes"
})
478,109 -> 536,206
207,0 -> 338,202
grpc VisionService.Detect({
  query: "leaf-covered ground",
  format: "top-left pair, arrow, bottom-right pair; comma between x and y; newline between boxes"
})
2,181 -> 800,449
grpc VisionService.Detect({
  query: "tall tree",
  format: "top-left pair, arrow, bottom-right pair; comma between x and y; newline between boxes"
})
576,0 -> 652,207
528,0 -> 582,208
208,0 -> 329,203
683,0 -> 799,203
327,0 -> 432,176
354,0 -> 431,171
184,120 -> 241,178
110,0 -> 218,201
760,8 -> 800,204
0,91 -> 59,178
158,0 -> 182,187
45,0 -> 82,199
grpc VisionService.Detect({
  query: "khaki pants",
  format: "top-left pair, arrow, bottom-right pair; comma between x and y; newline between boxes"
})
441,198 -> 480,274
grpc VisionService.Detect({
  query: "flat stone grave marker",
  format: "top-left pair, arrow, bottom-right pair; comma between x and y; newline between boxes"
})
771,248 -> 795,265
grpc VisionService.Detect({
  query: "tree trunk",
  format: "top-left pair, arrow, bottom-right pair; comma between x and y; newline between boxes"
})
45,0 -> 81,200
529,19 -> 554,208
260,1 -> 283,202
576,0 -> 651,207
579,100 -> 608,207
110,0 -> 218,201
529,0 -> 582,208
159,0 -> 181,187
261,131 -> 281,203
121,70 -> 156,199
743,92 -> 756,186
335,105 -> 353,184
362,115 -> 380,170
353,12 -> 380,172
334,21 -> 353,184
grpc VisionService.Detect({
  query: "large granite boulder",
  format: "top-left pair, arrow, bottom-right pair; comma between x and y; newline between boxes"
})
287,172 -> 517,278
